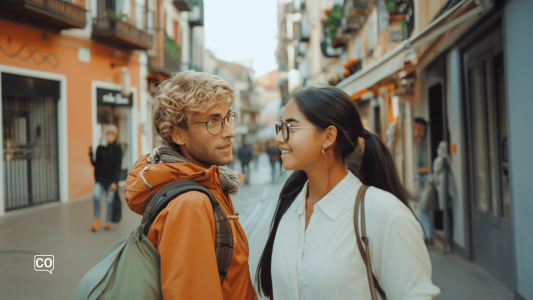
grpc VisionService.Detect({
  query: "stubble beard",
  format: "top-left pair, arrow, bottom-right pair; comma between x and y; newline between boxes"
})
187,135 -> 233,167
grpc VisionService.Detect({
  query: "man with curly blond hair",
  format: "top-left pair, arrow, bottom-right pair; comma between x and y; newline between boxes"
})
124,71 -> 257,300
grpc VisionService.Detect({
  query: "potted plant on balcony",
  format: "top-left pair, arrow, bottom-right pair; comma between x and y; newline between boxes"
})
104,9 -> 128,29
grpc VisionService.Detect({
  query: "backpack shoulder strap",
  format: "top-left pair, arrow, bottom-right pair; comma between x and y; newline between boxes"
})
138,179 -> 234,285
354,185 -> 387,300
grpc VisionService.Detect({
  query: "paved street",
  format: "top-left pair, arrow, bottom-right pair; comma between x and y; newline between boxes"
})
0,153 -> 513,299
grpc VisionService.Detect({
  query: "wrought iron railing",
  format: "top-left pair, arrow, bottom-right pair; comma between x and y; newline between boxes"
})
92,0 -> 154,48
0,0 -> 87,29
33,0 -> 87,19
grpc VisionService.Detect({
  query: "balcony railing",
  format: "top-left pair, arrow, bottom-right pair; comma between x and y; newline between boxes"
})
342,0 -> 373,33
92,0 -> 153,50
0,0 -> 87,30
148,30 -> 181,76
172,0 -> 192,11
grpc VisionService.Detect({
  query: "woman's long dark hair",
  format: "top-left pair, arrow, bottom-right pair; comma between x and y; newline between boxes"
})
255,86 -> 413,298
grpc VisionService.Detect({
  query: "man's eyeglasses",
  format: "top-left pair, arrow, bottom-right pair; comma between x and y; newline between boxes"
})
275,121 -> 317,141
195,112 -> 238,135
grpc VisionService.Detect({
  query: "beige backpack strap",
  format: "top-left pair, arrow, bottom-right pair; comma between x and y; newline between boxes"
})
354,184 -> 387,300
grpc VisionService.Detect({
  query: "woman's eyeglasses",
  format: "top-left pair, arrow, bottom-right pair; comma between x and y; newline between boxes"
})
195,112 -> 238,135
275,121 -> 317,141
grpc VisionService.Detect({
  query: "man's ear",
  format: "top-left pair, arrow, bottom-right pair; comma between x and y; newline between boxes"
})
171,126 -> 187,146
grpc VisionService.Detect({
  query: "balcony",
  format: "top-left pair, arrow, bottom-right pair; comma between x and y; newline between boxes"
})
172,0 -> 192,11
92,0 -> 153,50
0,0 -> 87,30
188,0 -> 203,27
342,0 -> 373,33
148,30 -> 181,76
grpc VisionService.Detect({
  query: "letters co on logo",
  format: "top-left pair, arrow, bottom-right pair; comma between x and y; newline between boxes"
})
34,255 -> 54,274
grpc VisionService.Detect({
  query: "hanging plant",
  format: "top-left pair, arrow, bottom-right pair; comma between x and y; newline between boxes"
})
325,4 -> 343,40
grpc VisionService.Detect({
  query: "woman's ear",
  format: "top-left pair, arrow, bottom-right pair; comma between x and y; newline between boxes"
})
171,126 -> 187,146
323,125 -> 338,149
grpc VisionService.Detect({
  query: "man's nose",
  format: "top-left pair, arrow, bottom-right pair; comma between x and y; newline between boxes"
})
220,120 -> 236,138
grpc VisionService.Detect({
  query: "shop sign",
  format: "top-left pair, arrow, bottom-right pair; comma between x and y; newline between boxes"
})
96,88 -> 133,106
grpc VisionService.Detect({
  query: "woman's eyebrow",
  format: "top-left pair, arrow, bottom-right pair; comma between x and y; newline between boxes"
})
284,118 -> 299,123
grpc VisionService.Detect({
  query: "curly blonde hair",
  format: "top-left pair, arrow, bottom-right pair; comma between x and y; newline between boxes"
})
153,70 -> 235,145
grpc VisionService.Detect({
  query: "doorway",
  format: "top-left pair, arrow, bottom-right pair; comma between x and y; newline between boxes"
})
462,25 -> 513,288
2,74 -> 60,211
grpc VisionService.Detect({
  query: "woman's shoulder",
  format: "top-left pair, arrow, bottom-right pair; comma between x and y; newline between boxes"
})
363,186 -> 415,222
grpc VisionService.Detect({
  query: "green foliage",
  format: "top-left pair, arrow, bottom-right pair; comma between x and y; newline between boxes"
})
325,4 -> 343,40
164,34 -> 181,63
386,0 -> 396,13
107,9 -> 126,20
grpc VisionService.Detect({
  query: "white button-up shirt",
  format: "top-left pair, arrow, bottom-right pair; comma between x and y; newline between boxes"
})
271,172 -> 441,300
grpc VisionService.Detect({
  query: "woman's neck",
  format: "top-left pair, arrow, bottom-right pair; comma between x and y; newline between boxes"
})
305,158 -> 348,202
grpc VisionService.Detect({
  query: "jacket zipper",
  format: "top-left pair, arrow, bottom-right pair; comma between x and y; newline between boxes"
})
233,220 -> 249,253
222,191 -> 249,252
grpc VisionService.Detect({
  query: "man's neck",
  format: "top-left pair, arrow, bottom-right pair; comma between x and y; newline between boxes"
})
177,146 -> 212,169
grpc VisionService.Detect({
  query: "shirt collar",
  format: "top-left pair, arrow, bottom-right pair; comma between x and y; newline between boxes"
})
315,172 -> 361,221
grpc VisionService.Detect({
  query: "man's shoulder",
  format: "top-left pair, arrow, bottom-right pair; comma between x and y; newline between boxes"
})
164,190 -> 214,215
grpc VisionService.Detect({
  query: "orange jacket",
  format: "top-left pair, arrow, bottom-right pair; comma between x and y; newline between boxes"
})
125,155 -> 258,300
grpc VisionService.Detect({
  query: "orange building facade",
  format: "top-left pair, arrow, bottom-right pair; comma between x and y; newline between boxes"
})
0,16 -> 143,215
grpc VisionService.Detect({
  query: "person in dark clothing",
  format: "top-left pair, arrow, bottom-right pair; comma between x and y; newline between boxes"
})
238,136 -> 253,185
266,139 -> 282,183
89,124 -> 123,231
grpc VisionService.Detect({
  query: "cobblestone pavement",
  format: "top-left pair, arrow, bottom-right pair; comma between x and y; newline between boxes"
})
0,153 -> 512,299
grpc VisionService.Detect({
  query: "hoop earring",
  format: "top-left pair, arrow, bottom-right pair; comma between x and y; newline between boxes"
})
322,145 -> 330,158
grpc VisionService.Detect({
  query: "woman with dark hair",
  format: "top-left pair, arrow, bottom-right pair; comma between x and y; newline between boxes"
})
256,87 -> 440,299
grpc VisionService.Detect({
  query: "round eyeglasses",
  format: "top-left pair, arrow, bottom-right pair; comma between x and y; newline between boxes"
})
195,112 -> 238,135
275,121 -> 317,141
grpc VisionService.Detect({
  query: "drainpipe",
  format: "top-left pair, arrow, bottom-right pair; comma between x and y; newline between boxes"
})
309,0 -> 320,86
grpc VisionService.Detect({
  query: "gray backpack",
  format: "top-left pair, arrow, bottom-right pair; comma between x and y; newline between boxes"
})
77,179 -> 234,300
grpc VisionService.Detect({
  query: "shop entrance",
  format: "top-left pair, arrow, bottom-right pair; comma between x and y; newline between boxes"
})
462,25 -> 513,288
1,74 -> 60,211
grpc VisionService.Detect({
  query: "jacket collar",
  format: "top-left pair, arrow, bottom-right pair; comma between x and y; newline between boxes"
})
125,154 -> 243,216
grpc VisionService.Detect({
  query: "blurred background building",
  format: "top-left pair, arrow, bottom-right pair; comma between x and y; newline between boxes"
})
276,0 -> 533,298
0,0 -> 281,215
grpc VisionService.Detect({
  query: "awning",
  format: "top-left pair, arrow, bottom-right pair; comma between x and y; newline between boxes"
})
337,0 -> 491,97
337,41 -> 409,97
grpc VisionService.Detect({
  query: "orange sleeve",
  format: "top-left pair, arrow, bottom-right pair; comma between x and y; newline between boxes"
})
149,191 -> 223,300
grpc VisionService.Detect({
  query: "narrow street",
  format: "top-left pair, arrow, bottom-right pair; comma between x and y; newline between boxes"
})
0,153 -> 512,299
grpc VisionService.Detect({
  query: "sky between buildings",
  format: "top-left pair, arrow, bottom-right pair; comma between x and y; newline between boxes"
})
204,0 -> 279,78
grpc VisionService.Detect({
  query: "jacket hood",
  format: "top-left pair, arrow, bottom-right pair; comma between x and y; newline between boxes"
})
125,154 -> 244,216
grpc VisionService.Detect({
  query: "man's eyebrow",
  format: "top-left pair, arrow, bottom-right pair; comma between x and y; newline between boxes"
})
205,110 -> 232,119
205,113 -> 223,118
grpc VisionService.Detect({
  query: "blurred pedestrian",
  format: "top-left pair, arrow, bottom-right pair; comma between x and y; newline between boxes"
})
413,117 -> 433,244
238,135 -> 253,185
256,87 -> 440,299
252,140 -> 262,170
89,124 -> 123,231
266,139 -> 282,182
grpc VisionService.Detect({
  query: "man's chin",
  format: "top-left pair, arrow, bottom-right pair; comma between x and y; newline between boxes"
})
201,155 -> 233,167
